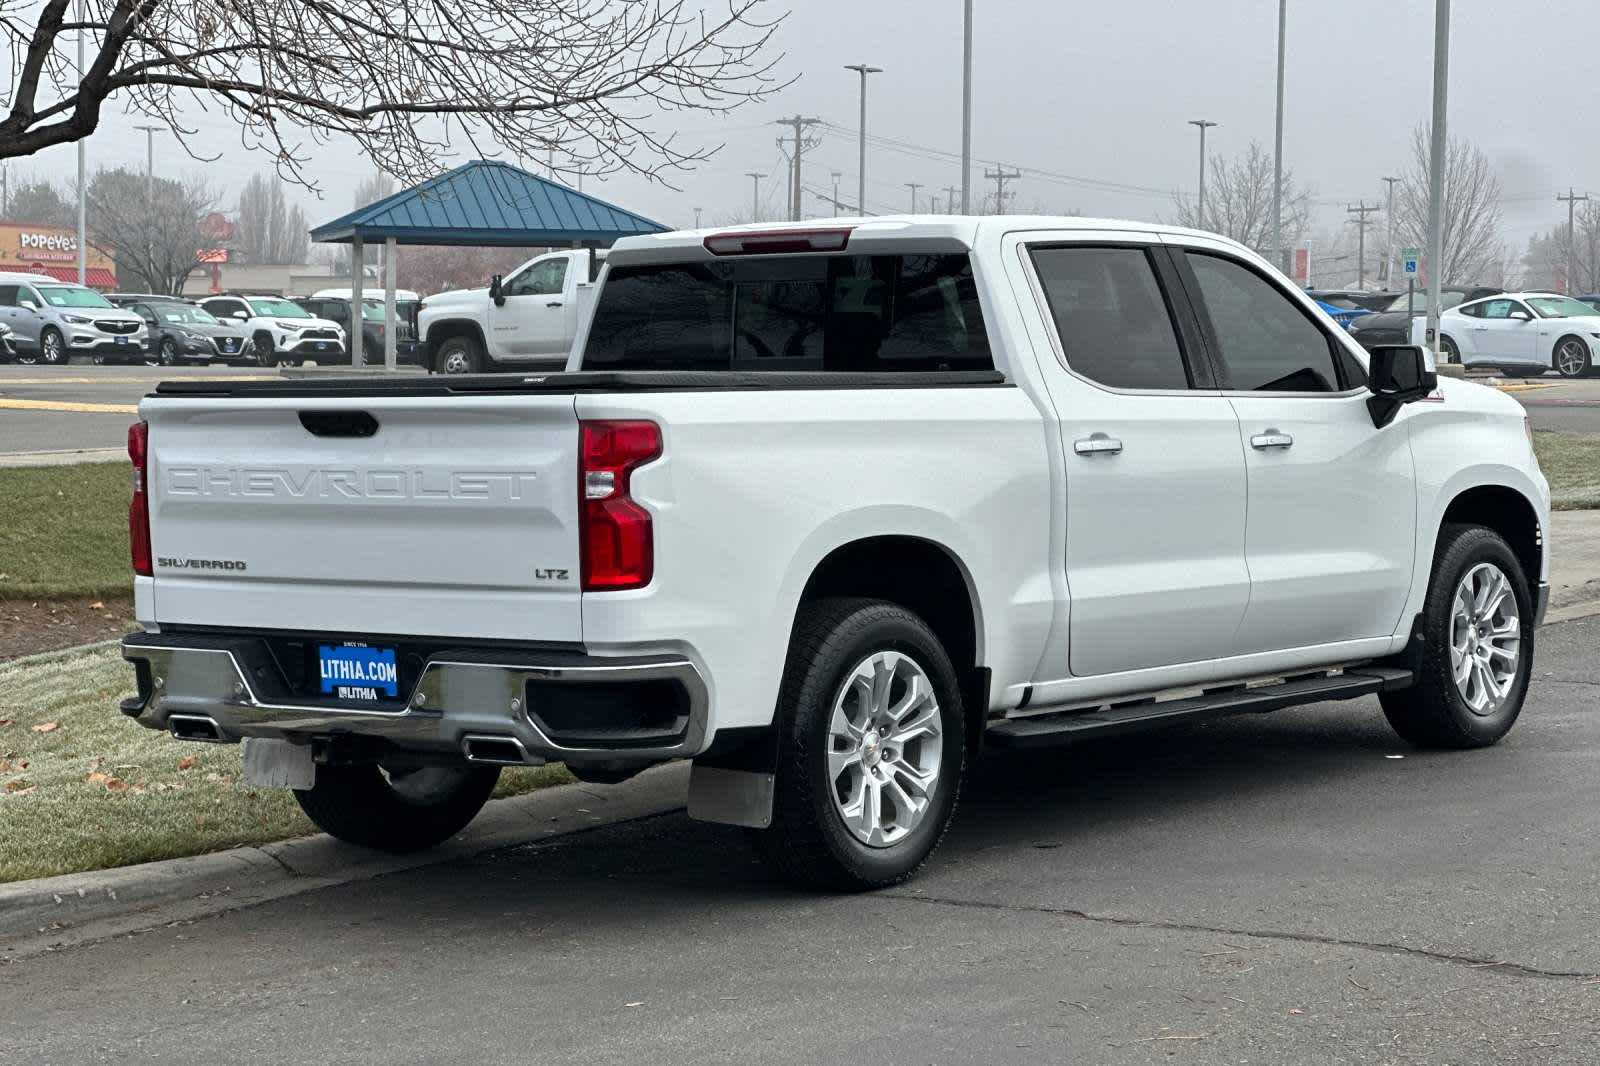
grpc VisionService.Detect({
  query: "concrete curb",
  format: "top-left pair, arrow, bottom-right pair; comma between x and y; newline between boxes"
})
0,761 -> 688,960
0,448 -> 123,468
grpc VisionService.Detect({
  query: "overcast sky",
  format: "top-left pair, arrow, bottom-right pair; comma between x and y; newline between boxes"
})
9,0 -> 1588,256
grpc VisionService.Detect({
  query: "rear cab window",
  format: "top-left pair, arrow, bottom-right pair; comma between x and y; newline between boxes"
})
583,253 -> 992,372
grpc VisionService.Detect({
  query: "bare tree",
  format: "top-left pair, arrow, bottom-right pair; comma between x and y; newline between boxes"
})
236,174 -> 312,264
396,245 -> 544,296
0,176 -> 73,225
1523,199 -> 1600,294
0,1 -> 785,191
85,167 -> 219,293
1170,141 -> 1311,257
1395,124 -> 1505,284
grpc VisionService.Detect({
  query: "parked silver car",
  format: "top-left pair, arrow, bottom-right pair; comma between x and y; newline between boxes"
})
0,272 -> 149,365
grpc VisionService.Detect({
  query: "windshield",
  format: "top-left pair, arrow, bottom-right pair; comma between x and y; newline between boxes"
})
247,297 -> 311,318
1528,296 -> 1600,319
1380,290 -> 1472,313
38,285 -> 113,309
155,304 -> 221,326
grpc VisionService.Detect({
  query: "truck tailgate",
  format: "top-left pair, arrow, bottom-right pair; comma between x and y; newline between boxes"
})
142,394 -> 582,643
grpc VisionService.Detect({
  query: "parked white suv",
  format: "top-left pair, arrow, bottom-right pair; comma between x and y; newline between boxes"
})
121,217 -> 1549,891
0,272 -> 148,364
198,294 -> 346,367
416,248 -> 604,373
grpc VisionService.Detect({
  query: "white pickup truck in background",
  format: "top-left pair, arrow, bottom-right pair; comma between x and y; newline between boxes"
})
415,248 -> 604,374
121,217 -> 1549,890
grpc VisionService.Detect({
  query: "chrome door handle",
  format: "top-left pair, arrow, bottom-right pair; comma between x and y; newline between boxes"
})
1074,434 -> 1123,456
1250,431 -> 1294,450
546,300 -> 565,308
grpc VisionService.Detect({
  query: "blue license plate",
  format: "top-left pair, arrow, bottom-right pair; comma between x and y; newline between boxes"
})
317,644 -> 399,701
116,336 -> 129,345
317,342 -> 330,350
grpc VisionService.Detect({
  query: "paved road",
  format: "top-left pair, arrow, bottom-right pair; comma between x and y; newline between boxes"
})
3,620 -> 1598,1064
6,366 -> 1600,459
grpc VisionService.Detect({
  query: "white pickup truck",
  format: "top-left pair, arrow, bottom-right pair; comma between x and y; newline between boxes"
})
415,248 -> 604,374
121,217 -> 1550,890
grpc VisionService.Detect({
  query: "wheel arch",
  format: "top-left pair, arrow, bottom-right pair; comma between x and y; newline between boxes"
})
423,317 -> 487,359
1437,484 -> 1543,593
1553,332 -> 1592,371
792,534 -> 989,754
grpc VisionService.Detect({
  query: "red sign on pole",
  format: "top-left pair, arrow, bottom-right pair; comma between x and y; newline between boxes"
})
1292,247 -> 1309,285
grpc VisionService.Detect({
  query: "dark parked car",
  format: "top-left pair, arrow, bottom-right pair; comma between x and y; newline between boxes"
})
126,297 -> 252,365
1346,285 -> 1506,351
294,295 -> 422,365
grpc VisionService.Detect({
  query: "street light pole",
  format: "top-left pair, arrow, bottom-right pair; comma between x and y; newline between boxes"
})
906,182 -> 922,213
1271,0 -> 1286,270
960,0 -> 973,214
135,125 -> 160,290
1426,0 -> 1450,362
844,64 -> 882,217
75,0 -> 86,285
746,171 -> 765,223
1381,175 -> 1401,285
1188,120 -> 1217,231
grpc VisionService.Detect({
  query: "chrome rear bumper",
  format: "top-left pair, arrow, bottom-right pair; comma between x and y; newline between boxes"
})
121,633 -> 708,765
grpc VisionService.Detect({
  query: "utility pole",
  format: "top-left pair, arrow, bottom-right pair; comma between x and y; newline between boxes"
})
930,197 -> 941,214
1271,0 -> 1286,271
1188,119 -> 1217,230
135,125 -> 161,290
746,171 -> 765,223
1,165 -> 8,217
844,64 -> 881,217
1559,187 -> 1590,295
945,184 -> 958,215
75,0 -> 86,284
775,115 -> 820,222
960,0 -> 973,214
906,182 -> 922,214
693,206 -> 703,228
984,166 -> 1020,215
1425,0 -> 1450,362
831,172 -> 842,217
1347,201 -> 1380,289
1381,175 -> 1401,284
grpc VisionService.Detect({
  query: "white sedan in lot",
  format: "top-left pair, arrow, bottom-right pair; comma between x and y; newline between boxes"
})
1431,292 -> 1600,378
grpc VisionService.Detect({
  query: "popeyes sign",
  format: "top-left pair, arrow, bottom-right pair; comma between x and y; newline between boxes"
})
18,230 -> 77,261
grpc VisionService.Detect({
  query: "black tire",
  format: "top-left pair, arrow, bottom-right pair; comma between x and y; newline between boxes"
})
1439,334 -> 1460,364
294,763 -> 501,852
1380,524 -> 1534,749
1555,335 -> 1591,378
159,337 -> 179,366
435,335 -> 484,375
256,331 -> 293,368
40,327 -> 68,366
753,598 -> 966,891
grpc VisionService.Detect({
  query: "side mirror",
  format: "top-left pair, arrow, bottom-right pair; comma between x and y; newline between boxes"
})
231,310 -> 248,321
489,274 -> 504,306
18,300 -> 36,312
1367,345 -> 1437,428
1510,309 -> 1533,322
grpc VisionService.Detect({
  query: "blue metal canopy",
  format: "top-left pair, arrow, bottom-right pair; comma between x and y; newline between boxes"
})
309,159 -> 669,247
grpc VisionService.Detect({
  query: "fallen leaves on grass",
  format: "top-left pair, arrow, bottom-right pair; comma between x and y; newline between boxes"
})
31,721 -> 59,734
178,755 -> 200,771
5,779 -> 34,794
0,719 -> 11,727
104,778 -> 128,792
89,601 -> 104,610
86,771 -> 109,785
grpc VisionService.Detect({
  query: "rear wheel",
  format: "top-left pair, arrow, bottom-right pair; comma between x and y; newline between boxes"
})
753,598 -> 965,891
1439,334 -> 1460,364
1556,336 -> 1591,378
293,763 -> 500,852
1380,525 -> 1533,748
436,335 -> 484,375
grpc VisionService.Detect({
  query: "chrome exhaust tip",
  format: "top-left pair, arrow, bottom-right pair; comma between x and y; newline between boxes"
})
461,734 -> 532,766
168,714 -> 227,743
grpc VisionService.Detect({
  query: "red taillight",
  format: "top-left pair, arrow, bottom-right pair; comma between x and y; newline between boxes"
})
579,420 -> 661,591
703,227 -> 853,256
128,421 -> 152,576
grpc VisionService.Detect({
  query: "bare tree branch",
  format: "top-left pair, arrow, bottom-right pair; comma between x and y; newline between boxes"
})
1169,141 -> 1311,257
1396,124 -> 1505,285
0,0 -> 789,192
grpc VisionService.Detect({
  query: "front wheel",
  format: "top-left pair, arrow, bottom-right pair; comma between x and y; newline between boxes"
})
1439,334 -> 1460,364
435,336 -> 484,375
293,763 -> 500,852
1556,336 -> 1591,378
753,598 -> 966,891
40,328 -> 68,366
1380,525 -> 1533,748
160,338 -> 179,366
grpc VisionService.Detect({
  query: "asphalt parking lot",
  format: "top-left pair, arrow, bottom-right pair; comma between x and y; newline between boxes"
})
6,365 -> 1600,461
3,618 -> 1598,1064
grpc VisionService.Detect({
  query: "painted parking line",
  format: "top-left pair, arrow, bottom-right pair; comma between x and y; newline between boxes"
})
0,376 -> 273,386
0,398 -> 139,414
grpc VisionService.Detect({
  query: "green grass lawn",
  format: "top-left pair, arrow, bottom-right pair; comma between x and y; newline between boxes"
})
0,646 -> 572,883
0,463 -> 133,601
1533,432 -> 1600,510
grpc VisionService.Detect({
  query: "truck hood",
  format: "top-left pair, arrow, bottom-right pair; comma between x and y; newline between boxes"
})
422,287 -> 488,307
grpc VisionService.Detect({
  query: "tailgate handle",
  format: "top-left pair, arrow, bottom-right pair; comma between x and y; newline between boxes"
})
298,410 -> 380,438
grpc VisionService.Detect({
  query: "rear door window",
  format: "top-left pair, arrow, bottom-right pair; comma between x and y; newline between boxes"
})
0,285 -> 18,307
584,253 -> 992,372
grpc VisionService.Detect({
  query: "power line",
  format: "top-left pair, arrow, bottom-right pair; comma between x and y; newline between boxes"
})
985,167 -> 1021,215
1346,201 -> 1380,288
775,115 -> 821,221
1559,187 -> 1590,294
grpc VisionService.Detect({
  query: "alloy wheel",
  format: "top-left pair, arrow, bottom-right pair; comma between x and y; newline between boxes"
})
1557,339 -> 1588,377
442,349 -> 470,374
1449,562 -> 1521,716
826,650 -> 944,848
42,332 -> 63,364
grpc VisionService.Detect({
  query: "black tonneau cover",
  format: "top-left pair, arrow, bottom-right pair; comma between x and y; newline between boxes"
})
151,370 -> 1008,399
